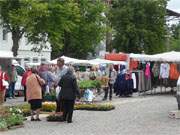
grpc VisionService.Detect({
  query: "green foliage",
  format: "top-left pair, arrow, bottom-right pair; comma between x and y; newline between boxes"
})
168,23 -> 180,51
0,0 -> 107,58
0,118 -> 8,130
109,0 -> 168,54
75,103 -> 115,111
44,91 -> 56,102
5,114 -> 24,127
78,80 -> 101,89
47,114 -> 64,122
0,106 -> 24,130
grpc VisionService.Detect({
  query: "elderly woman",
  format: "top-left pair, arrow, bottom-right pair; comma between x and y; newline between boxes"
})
58,67 -> 80,123
26,67 -> 45,121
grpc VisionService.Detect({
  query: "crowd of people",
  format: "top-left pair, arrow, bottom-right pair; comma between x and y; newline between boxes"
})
0,57 -> 131,123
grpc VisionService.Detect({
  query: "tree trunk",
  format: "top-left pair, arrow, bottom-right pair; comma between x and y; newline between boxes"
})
106,31 -> 113,52
11,30 -> 21,57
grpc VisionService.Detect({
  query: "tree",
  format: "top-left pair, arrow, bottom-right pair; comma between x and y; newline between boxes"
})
48,0 -> 107,59
168,22 -> 180,51
0,0 -> 48,57
61,0 -> 106,58
108,0 -> 168,54
0,0 -> 106,59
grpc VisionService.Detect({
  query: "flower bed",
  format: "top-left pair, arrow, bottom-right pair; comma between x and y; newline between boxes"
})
46,114 -> 64,122
0,106 -> 25,131
42,102 -> 115,112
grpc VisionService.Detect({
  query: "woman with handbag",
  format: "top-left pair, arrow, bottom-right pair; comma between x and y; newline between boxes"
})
26,67 -> 45,121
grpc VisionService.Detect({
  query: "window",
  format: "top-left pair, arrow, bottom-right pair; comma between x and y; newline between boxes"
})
41,58 -> 46,62
3,29 -> 7,40
33,58 -> 38,63
24,58 -> 30,62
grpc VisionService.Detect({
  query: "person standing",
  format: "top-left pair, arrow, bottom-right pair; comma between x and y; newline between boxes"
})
9,65 -> 18,99
0,66 -> 9,104
103,64 -> 117,101
58,67 -> 80,123
26,67 -> 45,121
21,66 -> 32,102
55,58 -> 68,113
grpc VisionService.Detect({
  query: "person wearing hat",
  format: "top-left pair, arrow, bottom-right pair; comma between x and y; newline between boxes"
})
8,65 -> 18,99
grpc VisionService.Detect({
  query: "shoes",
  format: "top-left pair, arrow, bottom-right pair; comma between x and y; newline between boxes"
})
67,121 -> 72,123
31,118 -> 35,121
109,98 -> 112,101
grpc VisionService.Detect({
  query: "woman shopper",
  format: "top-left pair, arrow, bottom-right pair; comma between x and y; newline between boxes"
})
58,67 -> 80,123
26,67 -> 45,121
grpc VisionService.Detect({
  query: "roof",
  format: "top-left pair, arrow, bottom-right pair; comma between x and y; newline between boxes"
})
167,9 -> 180,17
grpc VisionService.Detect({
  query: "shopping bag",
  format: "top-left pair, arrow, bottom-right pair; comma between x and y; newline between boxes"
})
2,72 -> 9,89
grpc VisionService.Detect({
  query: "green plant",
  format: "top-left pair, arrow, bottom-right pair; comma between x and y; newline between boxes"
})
74,104 -> 115,111
47,114 -> 64,122
0,118 -> 8,130
79,80 -> 101,89
44,92 -> 56,102
5,114 -> 24,127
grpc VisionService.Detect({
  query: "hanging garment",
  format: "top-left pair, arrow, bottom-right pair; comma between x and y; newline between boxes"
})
132,73 -> 136,89
160,63 -> 170,79
169,63 -> 179,80
152,63 -> 160,78
138,71 -> 145,92
145,63 -> 151,79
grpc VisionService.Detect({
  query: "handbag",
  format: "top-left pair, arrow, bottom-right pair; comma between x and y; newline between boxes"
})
1,72 -> 9,89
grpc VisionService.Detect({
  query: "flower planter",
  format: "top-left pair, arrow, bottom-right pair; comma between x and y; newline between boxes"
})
8,124 -> 24,130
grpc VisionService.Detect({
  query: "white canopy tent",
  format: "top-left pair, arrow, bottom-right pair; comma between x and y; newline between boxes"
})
129,51 -> 180,62
151,51 -> 180,62
129,53 -> 154,61
50,56 -> 127,66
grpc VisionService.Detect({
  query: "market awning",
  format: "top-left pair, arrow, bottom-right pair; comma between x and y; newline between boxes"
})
105,53 -> 128,61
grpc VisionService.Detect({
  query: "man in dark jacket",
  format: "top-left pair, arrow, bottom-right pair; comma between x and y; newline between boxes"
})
58,67 -> 80,123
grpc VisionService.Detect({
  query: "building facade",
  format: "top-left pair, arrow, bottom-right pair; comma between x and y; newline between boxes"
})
0,25 -> 51,67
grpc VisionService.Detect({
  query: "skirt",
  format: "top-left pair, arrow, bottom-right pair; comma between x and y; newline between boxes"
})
29,99 -> 42,110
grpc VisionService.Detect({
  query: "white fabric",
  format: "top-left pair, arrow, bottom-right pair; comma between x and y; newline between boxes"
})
177,76 -> 180,86
2,72 -> 9,89
56,86 -> 61,99
160,63 -> 170,79
132,73 -> 136,89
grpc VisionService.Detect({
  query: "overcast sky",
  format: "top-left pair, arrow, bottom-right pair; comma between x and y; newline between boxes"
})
167,0 -> 180,13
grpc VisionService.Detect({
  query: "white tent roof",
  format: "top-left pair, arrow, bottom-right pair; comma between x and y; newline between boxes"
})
50,56 -> 127,65
0,50 -> 14,58
129,53 -> 153,61
50,56 -> 80,64
130,51 -> 180,62
151,51 -> 180,62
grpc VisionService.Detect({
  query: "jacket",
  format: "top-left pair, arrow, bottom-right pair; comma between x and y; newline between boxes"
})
21,70 -> 32,86
58,73 -> 80,100
26,74 -> 45,101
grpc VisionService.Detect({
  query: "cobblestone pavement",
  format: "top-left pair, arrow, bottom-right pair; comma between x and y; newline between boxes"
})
2,93 -> 180,135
